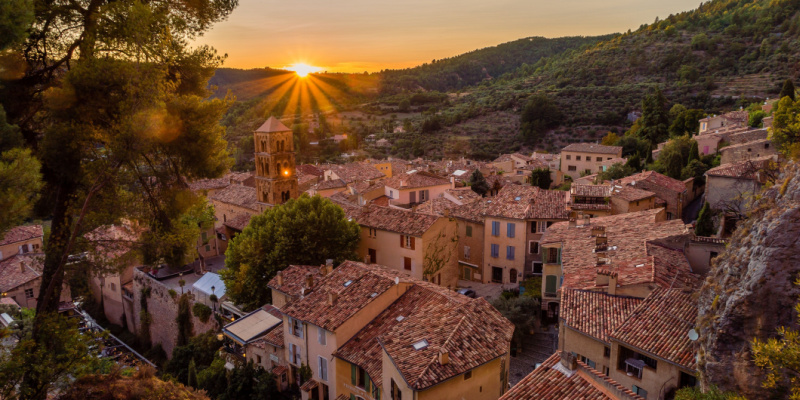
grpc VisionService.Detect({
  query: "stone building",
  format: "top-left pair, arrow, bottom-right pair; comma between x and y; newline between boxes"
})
559,143 -> 623,180
254,117 -> 299,211
618,171 -> 688,220
0,225 -> 43,261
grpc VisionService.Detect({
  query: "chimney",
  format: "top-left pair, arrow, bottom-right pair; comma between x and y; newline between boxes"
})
276,271 -> 284,286
450,176 -> 455,188
560,351 -> 578,371
326,259 -> 334,269
20,261 -> 27,273
608,273 -> 617,296
364,255 -> 371,264
305,273 -> 314,288
328,292 -> 338,305
320,264 -> 328,276
443,208 -> 450,218
361,204 -> 370,213
569,218 -> 577,228
439,351 -> 449,365
400,179 -> 407,187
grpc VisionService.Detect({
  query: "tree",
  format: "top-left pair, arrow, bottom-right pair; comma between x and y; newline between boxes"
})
695,202 -> 715,236
0,148 -> 42,234
398,98 -> 410,113
780,79 -> 796,101
220,195 -> 360,310
638,88 -> 670,146
669,107 -> 706,137
423,226 -> 457,284
771,96 -> 800,157
59,366 -> 210,400
520,93 -> 563,145
528,168 -> 552,189
752,281 -> 800,399
598,163 -> 635,181
187,359 -> 198,388
625,154 -> 642,172
689,140 -> 700,163
469,169 -> 490,197
491,296 -> 539,352
664,151 -> 684,180
601,132 -> 620,146
2,0 -> 237,395
176,294 -> 193,348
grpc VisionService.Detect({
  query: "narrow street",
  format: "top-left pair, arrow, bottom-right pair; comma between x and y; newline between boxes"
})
509,325 -> 558,386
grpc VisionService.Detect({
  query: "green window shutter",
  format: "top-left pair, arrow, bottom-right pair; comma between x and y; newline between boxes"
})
351,364 -> 357,385
366,375 -> 371,392
350,395 -> 356,400
545,275 -> 557,293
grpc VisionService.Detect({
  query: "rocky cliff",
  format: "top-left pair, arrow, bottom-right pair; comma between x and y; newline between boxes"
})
697,161 -> 800,398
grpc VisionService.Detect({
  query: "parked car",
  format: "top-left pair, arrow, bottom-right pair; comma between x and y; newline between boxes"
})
457,288 -> 477,298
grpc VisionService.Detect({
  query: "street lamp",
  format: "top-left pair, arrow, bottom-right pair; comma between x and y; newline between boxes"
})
211,285 -> 216,312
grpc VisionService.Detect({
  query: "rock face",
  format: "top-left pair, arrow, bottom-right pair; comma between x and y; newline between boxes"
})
697,161 -> 800,397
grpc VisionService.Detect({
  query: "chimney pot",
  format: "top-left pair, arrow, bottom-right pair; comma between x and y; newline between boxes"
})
276,271 -> 284,286
328,292 -> 338,305
305,273 -> 314,288
326,259 -> 334,268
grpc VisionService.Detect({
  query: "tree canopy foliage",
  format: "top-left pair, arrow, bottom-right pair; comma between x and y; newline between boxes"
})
772,96 -> 800,159
220,195 -> 360,310
469,169 -> 489,196
520,94 -> 563,145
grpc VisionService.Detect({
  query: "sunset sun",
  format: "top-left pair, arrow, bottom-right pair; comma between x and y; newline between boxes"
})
287,63 -> 321,77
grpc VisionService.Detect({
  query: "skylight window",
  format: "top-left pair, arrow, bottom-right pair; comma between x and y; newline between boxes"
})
396,316 -> 405,322
412,339 -> 429,350
343,280 -> 353,287
635,263 -> 645,268
514,196 -> 521,201
371,292 -> 378,298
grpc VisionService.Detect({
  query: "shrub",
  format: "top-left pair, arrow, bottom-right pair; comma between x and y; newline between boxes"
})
192,303 -> 212,323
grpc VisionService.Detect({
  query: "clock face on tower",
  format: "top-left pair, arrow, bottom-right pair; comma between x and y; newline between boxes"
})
254,117 -> 298,207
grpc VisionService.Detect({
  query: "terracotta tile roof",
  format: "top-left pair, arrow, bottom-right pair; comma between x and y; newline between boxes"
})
445,188 -> 481,204
210,184 -> 259,211
281,261 -> 414,331
346,204 -> 440,237
562,143 -> 622,155
570,185 -> 612,198
370,196 -> 390,207
486,174 -> 515,190
485,185 -> 569,220
267,265 -> 324,299
415,197 -> 458,216
299,379 -> 318,392
574,174 -> 599,186
500,352 -> 644,400
188,176 -> 231,191
0,253 -> 43,292
618,170 -> 687,194
560,289 -> 644,343
541,209 -> 691,290
728,129 -> 768,145
384,171 -> 451,190
224,214 -> 252,231
325,163 -> 385,183
272,365 -> 287,375
449,198 -> 490,224
610,288 -> 697,370
336,283 -> 513,391
328,191 -> 359,208
0,297 -> 19,307
720,138 -> 771,153
314,179 -> 347,190
297,164 -> 323,177
705,156 -> 776,179
0,225 -> 43,246
493,154 -> 514,163
84,222 -> 142,259
255,116 -> 291,133
610,185 -> 655,202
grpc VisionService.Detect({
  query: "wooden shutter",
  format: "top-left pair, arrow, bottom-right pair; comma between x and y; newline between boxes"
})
545,275 -> 557,293
351,364 -> 357,385
410,237 -> 415,250
400,235 -> 405,247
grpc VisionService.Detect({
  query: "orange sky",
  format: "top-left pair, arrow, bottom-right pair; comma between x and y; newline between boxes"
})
198,0 -> 701,73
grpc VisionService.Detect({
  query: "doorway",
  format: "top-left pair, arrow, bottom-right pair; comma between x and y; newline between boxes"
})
492,267 -> 503,283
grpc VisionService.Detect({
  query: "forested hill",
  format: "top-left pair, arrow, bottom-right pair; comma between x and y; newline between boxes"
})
377,35 -> 612,95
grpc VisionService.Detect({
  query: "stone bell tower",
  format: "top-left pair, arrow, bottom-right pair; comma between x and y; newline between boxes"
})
254,116 -> 298,211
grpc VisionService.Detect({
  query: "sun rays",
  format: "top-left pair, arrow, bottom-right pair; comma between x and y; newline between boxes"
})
286,63 -> 322,78
250,67 -> 345,118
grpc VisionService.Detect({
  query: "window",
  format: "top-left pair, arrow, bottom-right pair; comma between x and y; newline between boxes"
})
632,385 -> 648,398
24,288 -> 34,299
596,157 -> 602,162
288,343 -> 302,365
545,275 -> 557,296
710,251 -> 718,260
546,247 -> 561,264
401,235 -> 415,249
566,155 -> 571,160
201,232 -> 207,241
318,326 -> 327,345
490,244 -> 499,258
585,169 -> 591,175
538,221 -> 548,233
507,223 -> 515,238
110,283 -> 116,292
604,346 -> 611,358
506,246 -> 515,260
257,355 -> 262,364
464,370 -> 472,380
464,246 -> 471,260
404,257 -> 412,270
205,245 -> 211,252
603,366 -> 610,376
290,318 -> 303,338
391,379 -> 403,400
568,165 -> 577,171
466,225 -> 472,237
607,157 -> 612,160
19,244 -> 30,254
351,364 -> 368,389
580,355 -> 596,369
389,190 -> 394,198
318,356 -> 328,381
576,155 -> 581,161
368,228 -> 377,238
529,241 -> 539,254
666,212 -> 673,220
491,221 -> 500,236
532,262 -> 543,275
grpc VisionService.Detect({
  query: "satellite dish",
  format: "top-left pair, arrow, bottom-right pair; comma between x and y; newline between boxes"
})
394,277 -> 400,285
688,329 -> 699,341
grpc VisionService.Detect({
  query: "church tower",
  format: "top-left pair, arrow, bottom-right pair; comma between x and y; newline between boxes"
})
254,116 -> 298,212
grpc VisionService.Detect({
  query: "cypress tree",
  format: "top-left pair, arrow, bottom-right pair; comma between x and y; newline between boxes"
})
469,169 -> 490,197
780,79 -> 796,101
695,202 -> 715,237
187,358 -> 198,387
688,141 -> 700,163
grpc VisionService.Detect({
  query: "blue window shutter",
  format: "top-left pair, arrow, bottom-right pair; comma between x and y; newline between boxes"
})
507,246 -> 514,260
492,221 -> 499,236
507,223 -> 515,238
